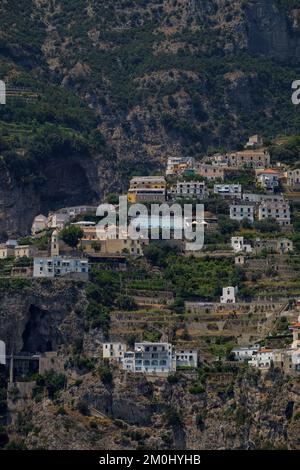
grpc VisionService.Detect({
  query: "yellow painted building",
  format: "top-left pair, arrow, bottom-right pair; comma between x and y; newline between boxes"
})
128,176 -> 166,203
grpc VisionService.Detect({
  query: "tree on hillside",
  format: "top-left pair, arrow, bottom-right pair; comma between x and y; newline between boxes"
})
60,225 -> 84,248
254,218 -> 280,233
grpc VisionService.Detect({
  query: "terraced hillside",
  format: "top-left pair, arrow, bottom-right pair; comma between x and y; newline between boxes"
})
1,1 -> 300,234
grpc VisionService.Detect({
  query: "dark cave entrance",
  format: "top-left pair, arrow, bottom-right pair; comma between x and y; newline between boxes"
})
21,305 -> 53,354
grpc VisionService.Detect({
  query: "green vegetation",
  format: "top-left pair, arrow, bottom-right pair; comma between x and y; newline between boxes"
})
85,269 -> 121,334
189,384 -> 205,394
33,371 -> 66,400
60,225 -> 84,248
270,136 -> 300,166
253,218 -> 281,233
164,407 -> 182,427
98,362 -> 113,385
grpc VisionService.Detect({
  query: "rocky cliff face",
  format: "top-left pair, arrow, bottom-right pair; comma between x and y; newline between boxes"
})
11,367 -> 300,450
1,1 -> 300,234
245,1 -> 300,61
0,279 -> 299,450
0,280 -> 88,354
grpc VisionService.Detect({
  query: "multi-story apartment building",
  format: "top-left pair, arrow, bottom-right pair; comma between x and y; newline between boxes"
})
228,150 -> 270,169
169,181 -> 206,199
242,193 -> 265,204
287,168 -> 300,188
102,343 -> 127,363
33,257 -> 89,279
253,237 -> 294,254
123,351 -> 135,371
128,177 -> 166,203
175,349 -> 198,368
229,204 -> 254,222
249,348 -> 274,369
255,169 -> 282,192
258,199 -> 291,226
103,342 -> 198,374
214,184 -> 242,199
125,342 -> 176,375
195,164 -> 225,181
243,193 -> 285,204
231,344 -> 260,362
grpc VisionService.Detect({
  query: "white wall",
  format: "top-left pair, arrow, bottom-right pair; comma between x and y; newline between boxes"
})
0,340 -> 6,365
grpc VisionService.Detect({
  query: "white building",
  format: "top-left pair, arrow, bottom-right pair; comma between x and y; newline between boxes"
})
258,199 -> 290,226
48,213 -> 70,230
257,169 -> 283,191
0,340 -> 5,365
214,184 -> 242,199
220,286 -> 238,304
169,181 -> 206,199
0,80 -> 6,105
290,349 -> 300,372
231,236 -> 252,253
287,169 -> 300,188
230,204 -> 254,223
231,344 -> 260,362
123,351 -> 135,371
250,349 -> 274,369
175,349 -> 198,368
103,343 -> 126,363
243,193 -> 265,204
256,169 -> 281,192
125,342 -> 176,375
33,256 -> 89,279
31,214 -> 48,235
243,193 -> 284,204
71,221 -> 96,228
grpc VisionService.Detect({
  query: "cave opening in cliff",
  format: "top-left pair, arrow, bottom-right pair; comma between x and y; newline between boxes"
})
21,305 -> 53,354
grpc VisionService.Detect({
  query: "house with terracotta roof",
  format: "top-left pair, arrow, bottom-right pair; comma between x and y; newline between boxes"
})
289,316 -> 300,350
255,168 -> 282,192
249,348 -> 274,369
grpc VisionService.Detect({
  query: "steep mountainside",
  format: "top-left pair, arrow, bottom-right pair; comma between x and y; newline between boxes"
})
8,366 -> 300,450
1,0 -> 300,235
0,279 -> 299,450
